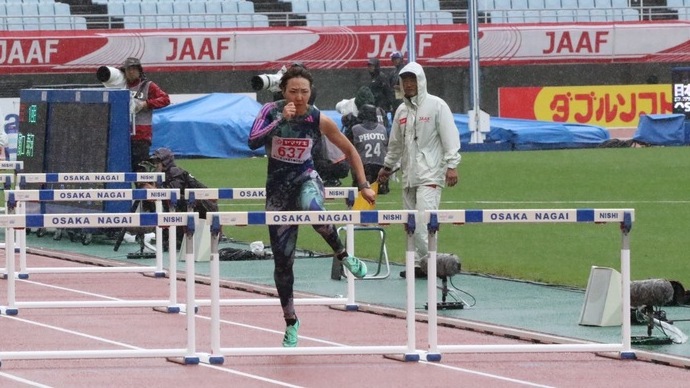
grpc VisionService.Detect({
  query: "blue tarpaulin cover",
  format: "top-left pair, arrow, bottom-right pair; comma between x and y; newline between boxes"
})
454,115 -> 610,150
152,94 -> 611,158
152,93 -> 265,158
633,114 -> 690,145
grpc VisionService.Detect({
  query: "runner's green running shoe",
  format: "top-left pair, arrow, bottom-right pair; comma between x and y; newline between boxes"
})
342,256 -> 367,279
282,319 -> 300,347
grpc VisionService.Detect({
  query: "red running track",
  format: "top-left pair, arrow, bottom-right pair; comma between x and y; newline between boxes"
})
0,252 -> 687,388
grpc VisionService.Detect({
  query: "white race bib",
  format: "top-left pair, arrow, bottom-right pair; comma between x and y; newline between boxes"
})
271,137 -> 314,164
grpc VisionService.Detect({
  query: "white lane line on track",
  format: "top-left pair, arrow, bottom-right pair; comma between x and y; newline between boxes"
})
194,363 -> 303,388
0,371 -> 53,388
204,316 -> 555,386
419,360 -> 555,388
20,279 -> 125,300
11,278 -> 552,387
196,314 -> 345,346
0,313 -> 302,388
2,281 -> 302,387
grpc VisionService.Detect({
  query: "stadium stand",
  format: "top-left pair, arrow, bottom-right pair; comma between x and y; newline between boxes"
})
104,0 -> 270,29
299,0 -> 454,26
0,1 -> 87,31
668,0 -> 690,19
0,0 -> 688,30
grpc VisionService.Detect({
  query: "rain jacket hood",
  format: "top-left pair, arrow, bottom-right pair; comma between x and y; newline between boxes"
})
354,86 -> 376,109
367,58 -> 381,76
152,147 -> 176,172
385,62 -> 461,188
398,61 -> 428,107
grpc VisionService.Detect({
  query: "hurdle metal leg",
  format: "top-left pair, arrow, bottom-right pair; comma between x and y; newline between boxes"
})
200,211 -> 420,362
337,225 -> 391,280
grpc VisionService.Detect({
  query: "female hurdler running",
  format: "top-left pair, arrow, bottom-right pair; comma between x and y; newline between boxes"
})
249,65 -> 377,347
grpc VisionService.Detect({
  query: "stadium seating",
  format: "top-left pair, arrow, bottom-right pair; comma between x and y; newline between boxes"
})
324,0 -> 341,12
339,12 -> 357,25
578,0 -> 595,9
512,0 -> 529,9
424,0 -> 441,11
538,9 -> 559,22
374,0 -> 391,10
358,0 -> 375,12
298,0 -> 454,26
493,0 -> 512,9
527,0 -> 545,9
105,0 -> 269,29
341,1 -> 358,12
2,0 -> 683,29
594,0 -> 612,7
668,0 -> 690,20
561,0 -> 579,8
556,9 -> 576,21
349,0 -> 676,26
289,0 -> 309,13
0,1 -> 87,31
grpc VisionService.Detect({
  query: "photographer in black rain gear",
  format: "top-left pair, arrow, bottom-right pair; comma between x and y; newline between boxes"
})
139,147 -> 218,246
344,104 -> 390,194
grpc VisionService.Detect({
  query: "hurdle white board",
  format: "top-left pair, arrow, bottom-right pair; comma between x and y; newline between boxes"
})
423,208 -> 635,362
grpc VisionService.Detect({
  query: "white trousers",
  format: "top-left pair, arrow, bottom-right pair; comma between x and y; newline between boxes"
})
402,185 -> 442,266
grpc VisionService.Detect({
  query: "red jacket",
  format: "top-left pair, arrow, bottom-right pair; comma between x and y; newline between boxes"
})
127,78 -> 170,142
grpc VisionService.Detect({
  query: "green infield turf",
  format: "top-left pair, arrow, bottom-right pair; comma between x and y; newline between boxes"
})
178,146 -> 689,288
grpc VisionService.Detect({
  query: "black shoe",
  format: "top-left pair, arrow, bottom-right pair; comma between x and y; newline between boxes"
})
330,255 -> 344,280
400,267 -> 427,279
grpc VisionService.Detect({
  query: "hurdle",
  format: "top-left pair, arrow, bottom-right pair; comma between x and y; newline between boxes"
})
1,212 -> 195,316
422,208 -> 636,361
0,174 -> 15,249
4,187 -> 179,277
186,187 -> 357,213
10,172 -> 166,278
0,212 -> 200,364
185,187 -> 368,305
0,161 -> 23,192
3,187 -> 187,310
0,161 -> 23,249
197,209 -> 421,364
0,161 -> 23,174
186,186 -> 388,278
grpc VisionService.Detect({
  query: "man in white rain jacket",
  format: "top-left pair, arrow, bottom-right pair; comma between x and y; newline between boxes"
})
378,62 -> 461,279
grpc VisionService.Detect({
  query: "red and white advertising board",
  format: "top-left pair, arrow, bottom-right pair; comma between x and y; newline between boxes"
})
0,22 -> 689,74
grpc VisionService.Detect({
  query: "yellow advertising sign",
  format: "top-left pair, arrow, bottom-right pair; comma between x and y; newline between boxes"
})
532,84 -> 673,128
